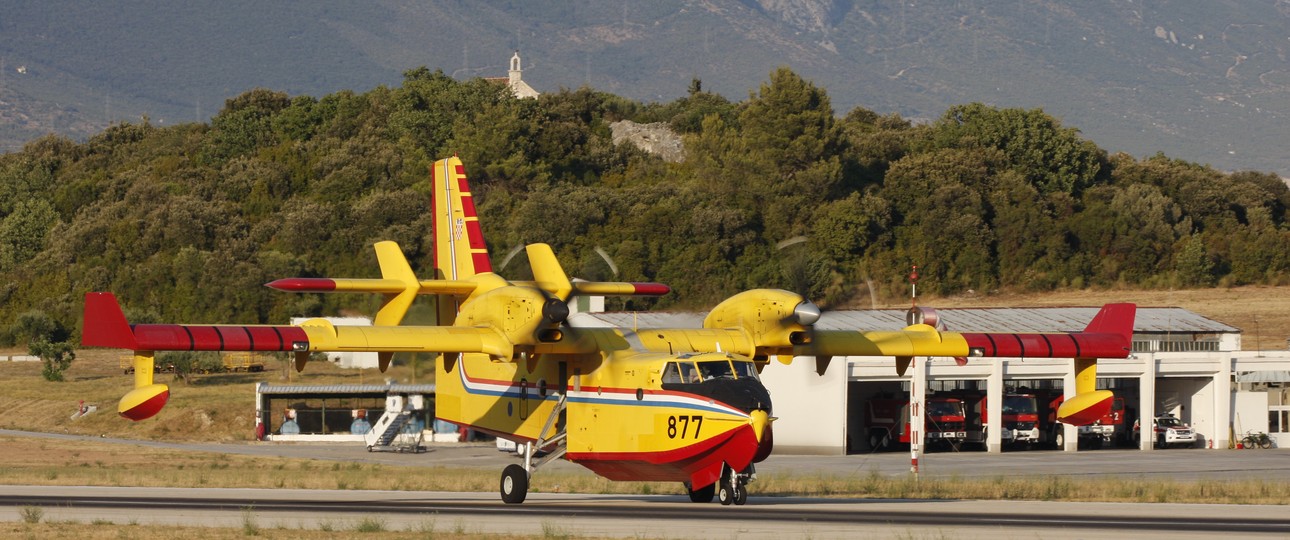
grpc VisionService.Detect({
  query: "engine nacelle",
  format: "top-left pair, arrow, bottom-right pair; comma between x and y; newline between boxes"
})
704,289 -> 820,358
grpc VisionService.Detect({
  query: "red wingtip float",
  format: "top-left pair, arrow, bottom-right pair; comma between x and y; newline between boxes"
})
119,383 -> 170,421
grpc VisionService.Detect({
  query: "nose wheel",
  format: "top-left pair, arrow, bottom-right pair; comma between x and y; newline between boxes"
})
716,463 -> 753,506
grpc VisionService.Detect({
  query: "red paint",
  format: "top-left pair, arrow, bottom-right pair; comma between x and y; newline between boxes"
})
630,283 -> 672,296
567,422 -> 761,486
265,278 -> 337,292
465,221 -> 487,250
82,292 -> 138,349
120,388 -> 169,421
131,324 -> 308,352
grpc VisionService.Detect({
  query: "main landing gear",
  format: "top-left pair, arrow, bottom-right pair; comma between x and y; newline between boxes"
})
499,393 -> 567,504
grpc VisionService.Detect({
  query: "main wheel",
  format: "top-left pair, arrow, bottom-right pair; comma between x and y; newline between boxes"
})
1055,431 -> 1065,449
1242,436 -> 1256,449
718,484 -> 733,506
1260,436 -> 1273,449
500,464 -> 529,504
733,485 -> 748,506
686,482 -> 715,503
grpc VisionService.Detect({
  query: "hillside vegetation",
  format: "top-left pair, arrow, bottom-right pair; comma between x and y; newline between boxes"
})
3,1 -> 1289,176
2,67 -> 1289,349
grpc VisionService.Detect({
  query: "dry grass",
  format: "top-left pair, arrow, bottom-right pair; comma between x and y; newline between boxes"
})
0,434 -> 678,495
0,348 -> 431,442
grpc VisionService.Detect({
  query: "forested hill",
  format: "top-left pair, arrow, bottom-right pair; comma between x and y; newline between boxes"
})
1,67 -> 1288,346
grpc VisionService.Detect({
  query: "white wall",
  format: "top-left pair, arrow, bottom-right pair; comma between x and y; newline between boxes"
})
1232,391 -> 1269,439
762,357 -> 848,454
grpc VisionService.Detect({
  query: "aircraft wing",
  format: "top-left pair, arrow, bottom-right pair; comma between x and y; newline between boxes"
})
799,302 -> 1134,359
84,292 -> 517,359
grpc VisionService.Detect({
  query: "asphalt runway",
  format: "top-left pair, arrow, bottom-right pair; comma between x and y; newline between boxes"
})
4,429 -> 1290,538
3,485 -> 1289,539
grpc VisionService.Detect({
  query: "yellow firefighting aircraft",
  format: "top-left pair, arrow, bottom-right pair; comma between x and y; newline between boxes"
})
83,156 -> 1136,505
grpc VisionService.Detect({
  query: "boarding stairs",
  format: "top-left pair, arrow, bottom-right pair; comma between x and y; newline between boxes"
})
365,395 -> 426,453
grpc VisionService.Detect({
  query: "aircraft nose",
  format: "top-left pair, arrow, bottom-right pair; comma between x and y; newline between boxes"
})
750,410 -> 772,443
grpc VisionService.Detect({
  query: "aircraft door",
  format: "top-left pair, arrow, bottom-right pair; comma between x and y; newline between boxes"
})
559,362 -> 568,430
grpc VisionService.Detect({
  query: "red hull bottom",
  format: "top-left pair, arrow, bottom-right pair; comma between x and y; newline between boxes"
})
566,423 -> 762,489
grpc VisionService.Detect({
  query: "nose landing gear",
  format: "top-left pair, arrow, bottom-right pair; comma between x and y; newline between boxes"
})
716,463 -> 753,506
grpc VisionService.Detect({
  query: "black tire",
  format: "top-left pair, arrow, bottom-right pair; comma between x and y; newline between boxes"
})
1260,436 -> 1273,450
869,429 -> 889,451
718,485 -> 733,506
733,485 -> 748,506
686,482 -> 715,503
1242,436 -> 1256,449
500,464 -> 528,504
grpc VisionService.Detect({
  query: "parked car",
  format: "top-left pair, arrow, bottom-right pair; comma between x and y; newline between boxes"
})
1133,414 -> 1197,448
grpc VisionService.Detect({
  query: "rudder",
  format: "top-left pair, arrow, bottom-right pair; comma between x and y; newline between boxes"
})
431,156 -> 492,281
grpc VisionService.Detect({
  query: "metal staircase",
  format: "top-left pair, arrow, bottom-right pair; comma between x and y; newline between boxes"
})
365,395 -> 426,453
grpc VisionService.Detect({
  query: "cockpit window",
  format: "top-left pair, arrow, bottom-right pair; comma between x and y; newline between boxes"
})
662,361 -> 701,384
731,361 -> 759,381
697,360 -> 734,381
661,362 -> 682,384
678,362 -> 700,383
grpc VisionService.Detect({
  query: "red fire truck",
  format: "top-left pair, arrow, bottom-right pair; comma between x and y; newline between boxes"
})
865,396 -> 968,451
944,392 -> 1042,448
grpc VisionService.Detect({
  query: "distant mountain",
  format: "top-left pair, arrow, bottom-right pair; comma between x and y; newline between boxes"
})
1,0 -> 1287,176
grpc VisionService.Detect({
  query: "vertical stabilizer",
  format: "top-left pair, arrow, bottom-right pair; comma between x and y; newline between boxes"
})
432,156 -> 492,281
431,156 -> 492,326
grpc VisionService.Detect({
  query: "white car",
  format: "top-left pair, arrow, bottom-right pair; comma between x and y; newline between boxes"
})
1134,414 -> 1197,448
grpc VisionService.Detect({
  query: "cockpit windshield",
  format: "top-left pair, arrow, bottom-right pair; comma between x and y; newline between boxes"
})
731,361 -> 759,381
661,361 -> 701,384
698,360 -> 734,381
661,358 -> 758,383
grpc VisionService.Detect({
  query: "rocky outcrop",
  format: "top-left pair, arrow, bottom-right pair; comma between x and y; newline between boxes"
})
609,120 -> 685,163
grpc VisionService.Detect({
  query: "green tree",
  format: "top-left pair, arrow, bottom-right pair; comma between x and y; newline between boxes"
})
31,338 -> 76,382
0,198 -> 58,272
1175,233 -> 1216,287
933,103 -> 1105,195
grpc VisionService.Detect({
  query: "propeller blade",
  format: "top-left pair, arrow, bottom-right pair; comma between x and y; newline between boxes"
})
526,244 -> 573,301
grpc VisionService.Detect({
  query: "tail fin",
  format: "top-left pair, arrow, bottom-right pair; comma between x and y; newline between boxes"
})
432,156 -> 491,281
1082,303 -> 1136,350
83,292 -> 138,350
